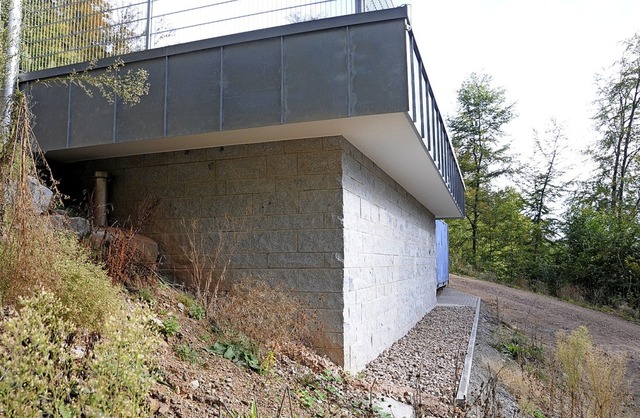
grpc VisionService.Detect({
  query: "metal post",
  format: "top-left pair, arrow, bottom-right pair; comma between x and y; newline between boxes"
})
145,0 -> 153,50
2,0 -> 22,130
355,0 -> 363,13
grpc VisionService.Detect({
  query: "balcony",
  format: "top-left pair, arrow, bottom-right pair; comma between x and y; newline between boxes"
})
19,4 -> 464,218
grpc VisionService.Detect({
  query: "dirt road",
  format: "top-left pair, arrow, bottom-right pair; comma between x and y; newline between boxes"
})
449,275 -> 640,411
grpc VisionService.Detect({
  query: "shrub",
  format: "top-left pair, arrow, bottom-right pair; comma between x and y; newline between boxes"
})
0,291 -> 159,417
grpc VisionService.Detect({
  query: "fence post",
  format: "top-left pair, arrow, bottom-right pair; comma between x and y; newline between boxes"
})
145,0 -> 153,50
2,0 -> 22,131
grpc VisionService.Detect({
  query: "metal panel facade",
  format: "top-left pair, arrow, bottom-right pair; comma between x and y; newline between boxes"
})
283,28 -> 349,123
23,11 -> 411,151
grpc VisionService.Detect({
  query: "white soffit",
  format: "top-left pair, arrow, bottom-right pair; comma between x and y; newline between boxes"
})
46,112 -> 462,218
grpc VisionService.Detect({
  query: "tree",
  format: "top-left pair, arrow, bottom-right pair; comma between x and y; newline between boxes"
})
448,73 -> 516,266
521,119 -> 569,287
20,0 -> 146,72
591,33 -> 640,213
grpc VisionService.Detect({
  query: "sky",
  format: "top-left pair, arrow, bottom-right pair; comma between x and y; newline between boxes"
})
406,0 -> 640,176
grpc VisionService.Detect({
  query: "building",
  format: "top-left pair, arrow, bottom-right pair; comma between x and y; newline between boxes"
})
21,4 -> 464,372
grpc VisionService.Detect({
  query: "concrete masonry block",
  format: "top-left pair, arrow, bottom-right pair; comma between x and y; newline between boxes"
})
323,212 -> 344,229
275,175 -> 325,192
322,136 -> 344,150
173,148 -> 207,163
164,198 -> 202,219
284,137 -> 324,153
252,230 -> 297,253
143,151 -> 173,166
167,161 -> 215,185
116,154 -> 145,169
298,151 -> 342,175
216,156 -> 266,179
247,141 -> 285,156
263,213 -> 324,230
266,154 -> 298,177
206,144 -> 248,160
297,268 -> 343,293
267,252 -> 325,269
226,178 -> 275,195
298,229 -> 343,253
298,291 -> 344,310
311,308 -> 344,333
253,189 -> 299,215
299,189 -> 343,214
230,253 -> 268,269
201,194 -> 253,217
342,190 -> 361,215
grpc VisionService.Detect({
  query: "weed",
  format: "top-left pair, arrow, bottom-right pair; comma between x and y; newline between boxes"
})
162,316 -> 180,337
137,288 -> 155,305
174,344 -> 200,364
206,340 -> 262,373
181,218 -> 237,317
178,293 -> 206,320
260,350 -> 276,376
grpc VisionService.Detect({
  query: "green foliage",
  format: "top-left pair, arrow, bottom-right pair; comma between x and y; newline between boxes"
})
560,206 -> 640,307
162,315 -> 181,337
447,72 -> 516,268
174,343 -> 200,364
178,293 -> 206,320
206,340 -> 262,373
498,327 -> 544,366
0,291 -> 158,417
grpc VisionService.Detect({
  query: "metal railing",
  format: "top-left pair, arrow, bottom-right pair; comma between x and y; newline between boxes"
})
21,0 -> 395,73
407,29 -> 465,216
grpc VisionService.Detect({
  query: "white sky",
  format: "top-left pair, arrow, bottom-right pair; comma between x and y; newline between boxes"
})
407,0 -> 640,175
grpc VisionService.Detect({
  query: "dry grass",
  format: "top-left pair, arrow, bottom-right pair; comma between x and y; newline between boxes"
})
216,278 -> 315,351
95,197 -> 161,289
495,325 -> 629,418
180,218 -> 233,317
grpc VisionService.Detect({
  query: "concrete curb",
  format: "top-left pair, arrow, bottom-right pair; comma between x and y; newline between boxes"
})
455,296 -> 481,406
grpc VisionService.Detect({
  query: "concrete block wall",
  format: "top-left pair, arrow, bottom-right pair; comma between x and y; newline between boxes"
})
63,136 -> 347,364
340,141 -> 436,372
58,135 -> 437,371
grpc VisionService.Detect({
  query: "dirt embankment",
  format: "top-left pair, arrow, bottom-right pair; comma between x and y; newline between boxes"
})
450,275 -> 640,414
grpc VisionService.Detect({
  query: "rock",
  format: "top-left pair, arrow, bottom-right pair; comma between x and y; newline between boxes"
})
50,214 -> 91,238
90,227 -> 159,264
374,396 -> 415,418
28,176 -> 53,214
190,380 -> 200,390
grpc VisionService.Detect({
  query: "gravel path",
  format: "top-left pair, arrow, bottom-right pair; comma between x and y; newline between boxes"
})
362,305 -> 476,403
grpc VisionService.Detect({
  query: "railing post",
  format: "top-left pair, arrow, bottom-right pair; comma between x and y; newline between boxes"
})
145,0 -> 153,50
355,0 -> 363,13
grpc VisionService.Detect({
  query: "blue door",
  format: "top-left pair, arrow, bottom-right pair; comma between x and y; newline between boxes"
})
436,220 -> 449,288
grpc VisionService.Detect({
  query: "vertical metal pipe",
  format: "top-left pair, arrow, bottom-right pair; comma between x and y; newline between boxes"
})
93,171 -> 110,227
145,0 -> 153,50
2,0 -> 22,130
355,0 -> 363,13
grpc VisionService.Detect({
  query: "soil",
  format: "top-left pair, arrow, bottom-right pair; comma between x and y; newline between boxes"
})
450,274 -> 640,416
147,283 -> 475,417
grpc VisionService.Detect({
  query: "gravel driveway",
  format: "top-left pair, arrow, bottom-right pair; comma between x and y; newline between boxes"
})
451,274 -> 640,417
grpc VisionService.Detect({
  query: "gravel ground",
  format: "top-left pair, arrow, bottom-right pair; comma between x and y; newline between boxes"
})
363,306 -> 476,404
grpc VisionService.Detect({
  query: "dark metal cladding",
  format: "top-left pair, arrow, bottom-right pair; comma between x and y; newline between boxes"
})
115,58 -> 166,142
283,28 -> 349,123
167,48 -> 221,136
